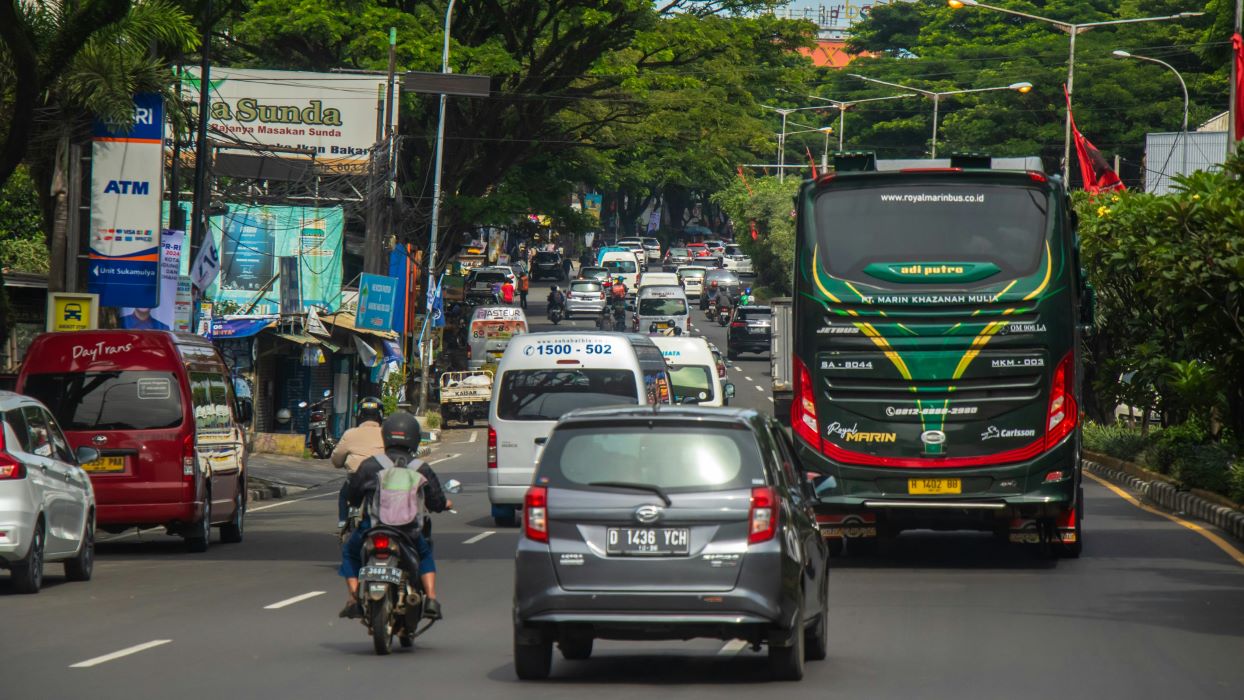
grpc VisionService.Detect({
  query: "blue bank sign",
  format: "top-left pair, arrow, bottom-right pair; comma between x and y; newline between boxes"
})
89,93 -> 165,308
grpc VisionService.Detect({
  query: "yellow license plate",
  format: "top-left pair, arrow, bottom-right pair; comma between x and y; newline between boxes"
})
908,478 -> 961,495
84,456 -> 126,473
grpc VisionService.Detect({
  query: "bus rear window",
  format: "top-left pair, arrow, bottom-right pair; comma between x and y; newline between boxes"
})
813,183 -> 1048,278
24,371 -> 184,431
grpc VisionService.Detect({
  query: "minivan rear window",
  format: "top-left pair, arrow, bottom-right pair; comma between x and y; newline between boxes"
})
538,425 -> 762,492
498,369 -> 638,421
603,259 -> 637,273
25,371 -> 184,431
667,365 -> 714,404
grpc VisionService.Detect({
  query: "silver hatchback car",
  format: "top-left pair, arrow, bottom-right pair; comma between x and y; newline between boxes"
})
0,392 -> 99,593
513,406 -> 829,681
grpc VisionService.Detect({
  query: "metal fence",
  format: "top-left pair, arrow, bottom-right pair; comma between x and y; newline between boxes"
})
1143,131 -> 1228,194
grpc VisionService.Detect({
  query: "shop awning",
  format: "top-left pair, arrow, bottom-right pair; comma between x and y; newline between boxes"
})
211,318 -> 275,339
320,310 -> 398,340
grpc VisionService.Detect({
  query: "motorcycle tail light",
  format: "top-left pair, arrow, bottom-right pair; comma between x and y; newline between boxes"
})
370,533 -> 392,560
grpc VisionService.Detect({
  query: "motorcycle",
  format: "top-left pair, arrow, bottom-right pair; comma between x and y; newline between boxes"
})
707,299 -> 719,321
357,480 -> 462,655
299,389 -> 335,459
717,306 -> 730,326
548,305 -> 563,325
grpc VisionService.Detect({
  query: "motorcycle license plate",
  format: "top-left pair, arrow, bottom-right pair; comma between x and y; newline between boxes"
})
359,565 -> 402,584
309,421 -> 326,429
606,528 -> 690,556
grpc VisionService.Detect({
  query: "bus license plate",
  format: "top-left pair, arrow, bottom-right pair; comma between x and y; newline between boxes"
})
83,456 -> 126,473
606,528 -> 690,556
908,478 -> 961,495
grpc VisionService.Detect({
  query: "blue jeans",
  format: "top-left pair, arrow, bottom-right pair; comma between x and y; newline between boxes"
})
339,517 -> 436,579
337,483 -> 349,523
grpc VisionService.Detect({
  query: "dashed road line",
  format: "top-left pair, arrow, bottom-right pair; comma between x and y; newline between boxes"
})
70,640 -> 172,668
264,591 -> 326,610
250,490 -> 337,512
767,397 -> 774,403
429,453 -> 462,465
463,531 -> 496,544
468,430 -> 479,443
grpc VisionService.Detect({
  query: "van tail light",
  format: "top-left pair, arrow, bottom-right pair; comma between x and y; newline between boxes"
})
792,355 -> 821,450
748,486 -> 778,544
1045,352 -> 1078,448
487,426 -> 497,469
182,432 -> 196,478
524,486 -> 549,542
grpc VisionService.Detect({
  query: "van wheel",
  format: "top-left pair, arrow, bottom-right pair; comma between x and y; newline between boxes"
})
220,485 -> 245,544
64,514 -> 95,581
12,520 -> 45,594
514,625 -> 553,680
768,609 -> 806,681
186,495 -> 211,553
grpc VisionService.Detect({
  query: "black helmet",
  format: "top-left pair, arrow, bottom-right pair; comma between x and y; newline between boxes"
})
381,411 -> 422,451
357,396 -> 384,423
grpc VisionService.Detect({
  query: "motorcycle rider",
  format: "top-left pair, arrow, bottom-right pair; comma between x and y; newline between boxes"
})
547,285 -> 566,318
339,412 -> 451,620
330,397 -> 386,529
610,276 -> 628,301
706,280 -> 721,309
739,287 -> 753,306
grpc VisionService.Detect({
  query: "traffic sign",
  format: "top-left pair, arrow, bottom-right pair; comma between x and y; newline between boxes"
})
47,292 -> 99,332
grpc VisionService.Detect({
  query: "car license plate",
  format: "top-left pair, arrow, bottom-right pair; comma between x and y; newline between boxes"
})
606,528 -> 690,556
653,321 -> 672,330
908,478 -> 962,495
359,565 -> 402,584
83,456 -> 126,473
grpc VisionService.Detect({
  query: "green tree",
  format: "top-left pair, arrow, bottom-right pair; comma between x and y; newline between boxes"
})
0,167 -> 49,274
711,174 -> 800,293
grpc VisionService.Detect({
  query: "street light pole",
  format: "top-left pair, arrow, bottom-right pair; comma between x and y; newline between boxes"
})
419,0 -> 457,416
948,0 -> 1202,181
761,104 -> 828,182
931,93 -> 941,158
1113,50 -> 1189,177
783,89 -> 920,152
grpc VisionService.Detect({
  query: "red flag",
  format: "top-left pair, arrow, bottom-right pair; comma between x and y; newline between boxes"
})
1233,33 -> 1244,141
1064,85 -> 1124,194
806,146 -> 819,178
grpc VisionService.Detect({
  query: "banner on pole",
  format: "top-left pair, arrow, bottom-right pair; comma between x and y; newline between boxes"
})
120,229 -> 184,331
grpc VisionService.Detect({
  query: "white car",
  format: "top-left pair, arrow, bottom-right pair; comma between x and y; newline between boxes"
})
640,237 -> 663,264
0,392 -> 98,593
676,265 -> 708,297
614,238 -> 648,263
722,245 -> 754,275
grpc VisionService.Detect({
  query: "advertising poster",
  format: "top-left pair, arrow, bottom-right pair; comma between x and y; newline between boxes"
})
120,229 -> 184,331
359,273 -> 397,332
205,204 -> 343,315
174,276 -> 194,332
89,93 -> 164,308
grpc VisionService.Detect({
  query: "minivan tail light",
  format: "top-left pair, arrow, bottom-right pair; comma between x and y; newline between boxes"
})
487,426 -> 497,469
182,432 -> 196,478
748,486 -> 778,544
792,355 -> 821,450
524,486 -> 549,542
1045,351 -> 1078,447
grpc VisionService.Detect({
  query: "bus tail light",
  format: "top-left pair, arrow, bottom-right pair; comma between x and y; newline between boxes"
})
792,355 -> 821,450
1045,352 -> 1077,448
487,426 -> 497,469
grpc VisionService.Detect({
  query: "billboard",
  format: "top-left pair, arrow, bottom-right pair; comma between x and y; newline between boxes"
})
205,204 -> 344,314
120,229 -> 185,331
358,273 -> 397,332
89,93 -> 165,307
181,67 -> 391,171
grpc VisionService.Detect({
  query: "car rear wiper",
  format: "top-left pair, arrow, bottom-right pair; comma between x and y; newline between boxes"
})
588,481 -> 672,506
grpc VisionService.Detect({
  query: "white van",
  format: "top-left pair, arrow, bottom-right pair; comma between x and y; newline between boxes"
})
635,285 -> 689,335
487,332 -> 655,525
636,271 -> 680,290
651,336 -> 736,407
599,250 -> 641,291
467,306 -> 528,368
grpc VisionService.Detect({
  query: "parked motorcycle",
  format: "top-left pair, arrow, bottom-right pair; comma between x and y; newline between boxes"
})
299,389 -> 335,459
357,480 -> 462,655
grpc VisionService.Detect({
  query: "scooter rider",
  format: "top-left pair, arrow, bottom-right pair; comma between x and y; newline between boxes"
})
330,397 -> 386,529
547,285 -> 566,315
339,412 -> 451,620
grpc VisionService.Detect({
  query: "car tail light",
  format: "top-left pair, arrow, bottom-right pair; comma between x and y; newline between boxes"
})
1045,352 -> 1077,447
748,486 -> 778,543
525,486 -> 548,542
0,453 -> 25,480
487,426 -> 497,469
731,321 -> 746,328
792,355 -> 821,450
183,432 -> 196,478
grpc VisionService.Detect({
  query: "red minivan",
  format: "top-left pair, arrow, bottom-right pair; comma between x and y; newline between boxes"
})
17,330 -> 250,552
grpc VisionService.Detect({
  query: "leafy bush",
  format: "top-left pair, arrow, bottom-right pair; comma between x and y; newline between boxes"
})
1228,461 -> 1244,505
1171,445 -> 1234,494
1138,423 -> 1209,475
1082,422 -> 1147,461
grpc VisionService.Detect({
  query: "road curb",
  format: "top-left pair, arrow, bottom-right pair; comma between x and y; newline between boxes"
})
247,478 -> 305,504
1083,459 -> 1244,544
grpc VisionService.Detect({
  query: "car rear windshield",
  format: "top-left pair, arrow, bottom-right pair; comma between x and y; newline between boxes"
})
603,259 -> 637,273
534,252 -> 560,262
25,371 -> 184,431
667,365 -> 715,404
639,297 -> 687,316
570,281 -> 602,293
706,270 -> 739,284
538,424 -> 762,492
470,272 -> 507,284
498,369 -> 638,421
813,182 -> 1048,278
669,248 -> 689,256
726,246 -> 744,256
736,308 -> 771,321
678,268 -> 705,278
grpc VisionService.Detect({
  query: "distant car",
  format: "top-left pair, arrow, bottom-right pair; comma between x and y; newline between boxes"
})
699,269 -> 741,309
513,405 -> 829,681
686,242 -> 712,260
663,247 -> 693,271
727,305 -> 772,360
465,268 -> 512,305
640,237 -> 663,264
579,266 -> 611,283
565,280 -> 606,318
531,252 -> 566,281
704,239 -> 727,256
0,391 -> 99,593
615,238 -> 648,264
676,265 -> 707,298
722,245 -> 754,275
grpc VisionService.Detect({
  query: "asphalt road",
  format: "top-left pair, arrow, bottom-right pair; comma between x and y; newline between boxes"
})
4,282 -> 1244,699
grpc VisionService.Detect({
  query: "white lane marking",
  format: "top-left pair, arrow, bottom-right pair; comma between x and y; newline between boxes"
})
754,385 -> 764,392
264,591 -> 326,610
429,453 -> 461,465
70,640 -> 172,668
767,397 -> 774,403
718,639 -> 748,655
468,430 -> 479,443
463,530 -> 496,544
249,490 -> 337,512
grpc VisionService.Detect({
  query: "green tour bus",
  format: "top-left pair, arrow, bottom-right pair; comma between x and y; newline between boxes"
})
790,154 -> 1093,557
